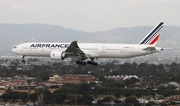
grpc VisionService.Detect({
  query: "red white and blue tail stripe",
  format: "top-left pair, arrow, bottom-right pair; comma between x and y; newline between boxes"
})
139,22 -> 164,45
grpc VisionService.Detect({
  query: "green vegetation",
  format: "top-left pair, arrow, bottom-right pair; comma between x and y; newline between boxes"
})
0,59 -> 180,105
3,59 -> 180,84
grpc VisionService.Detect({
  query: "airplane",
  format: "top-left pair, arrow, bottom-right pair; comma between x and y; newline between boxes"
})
12,22 -> 164,66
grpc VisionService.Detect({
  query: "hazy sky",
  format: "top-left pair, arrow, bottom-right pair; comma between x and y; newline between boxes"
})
0,0 -> 180,32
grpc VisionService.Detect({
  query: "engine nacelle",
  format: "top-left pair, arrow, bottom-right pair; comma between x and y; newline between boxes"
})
50,51 -> 66,60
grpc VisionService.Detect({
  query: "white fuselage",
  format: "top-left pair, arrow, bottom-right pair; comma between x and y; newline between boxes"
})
12,22 -> 164,63
12,42 -> 162,59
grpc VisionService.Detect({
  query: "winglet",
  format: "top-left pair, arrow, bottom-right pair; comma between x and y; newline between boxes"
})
139,22 -> 164,46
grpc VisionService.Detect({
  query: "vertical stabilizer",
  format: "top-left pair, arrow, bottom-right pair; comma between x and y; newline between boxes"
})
139,22 -> 164,46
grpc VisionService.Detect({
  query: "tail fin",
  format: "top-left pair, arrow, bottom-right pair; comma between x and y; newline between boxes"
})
139,22 -> 164,46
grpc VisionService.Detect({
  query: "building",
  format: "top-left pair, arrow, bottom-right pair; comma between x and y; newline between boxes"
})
170,95 -> 180,101
105,75 -> 139,81
49,74 -> 99,85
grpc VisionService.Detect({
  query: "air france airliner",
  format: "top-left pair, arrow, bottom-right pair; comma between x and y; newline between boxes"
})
12,22 -> 164,66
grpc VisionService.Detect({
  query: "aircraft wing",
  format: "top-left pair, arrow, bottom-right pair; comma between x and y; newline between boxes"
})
65,41 -> 86,60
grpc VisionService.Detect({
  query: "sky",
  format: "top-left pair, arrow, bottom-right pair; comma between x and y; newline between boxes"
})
0,0 -> 180,32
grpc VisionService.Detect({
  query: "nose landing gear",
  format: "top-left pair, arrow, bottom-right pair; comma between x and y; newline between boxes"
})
21,56 -> 26,64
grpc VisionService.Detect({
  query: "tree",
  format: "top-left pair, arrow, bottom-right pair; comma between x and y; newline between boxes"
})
27,79 -> 32,101
94,94 -> 98,100
50,85 -> 59,88
78,92 -> 93,105
124,77 -> 139,87
11,92 -> 19,104
146,101 -> 156,106
36,88 -> 44,106
40,72 -> 49,81
19,92 -> 28,104
44,94 -> 51,105
98,75 -> 106,82
1,93 -> 9,103
66,95 -> 75,105
44,90 -> 51,95
30,93 -> 38,105
52,91 -> 67,101
114,99 -> 121,104
114,92 -> 121,99
102,96 -> 112,103
76,82 -> 90,94
89,82 -> 96,87
44,92 -> 58,105
125,96 -> 139,104
97,100 -> 103,105
55,97 -> 63,104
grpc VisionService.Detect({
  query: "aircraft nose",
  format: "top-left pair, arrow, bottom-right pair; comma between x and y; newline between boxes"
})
12,48 -> 16,53
12,47 -> 18,54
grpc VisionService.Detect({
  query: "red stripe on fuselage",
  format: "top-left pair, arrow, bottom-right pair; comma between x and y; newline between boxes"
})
150,34 -> 160,45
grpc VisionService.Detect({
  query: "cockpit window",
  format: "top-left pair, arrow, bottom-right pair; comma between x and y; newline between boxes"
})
14,46 -> 17,48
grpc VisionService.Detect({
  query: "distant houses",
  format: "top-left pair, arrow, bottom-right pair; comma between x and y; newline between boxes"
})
49,74 -> 101,86
0,74 -> 101,90
105,75 -> 139,81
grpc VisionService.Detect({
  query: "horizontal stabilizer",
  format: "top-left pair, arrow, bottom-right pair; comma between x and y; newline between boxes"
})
143,47 -> 156,51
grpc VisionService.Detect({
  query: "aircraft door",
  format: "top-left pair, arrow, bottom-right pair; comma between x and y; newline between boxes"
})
129,47 -> 134,57
101,46 -> 106,53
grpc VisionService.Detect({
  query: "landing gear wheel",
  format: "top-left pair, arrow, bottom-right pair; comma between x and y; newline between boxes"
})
82,62 -> 86,65
93,62 -> 98,66
75,61 -> 86,65
87,58 -> 98,66
21,60 -> 25,63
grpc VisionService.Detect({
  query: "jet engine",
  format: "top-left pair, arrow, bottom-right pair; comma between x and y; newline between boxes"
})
50,51 -> 66,60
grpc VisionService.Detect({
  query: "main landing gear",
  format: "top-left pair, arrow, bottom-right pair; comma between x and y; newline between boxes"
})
76,61 -> 86,65
87,61 -> 98,66
21,56 -> 26,64
76,58 -> 98,66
